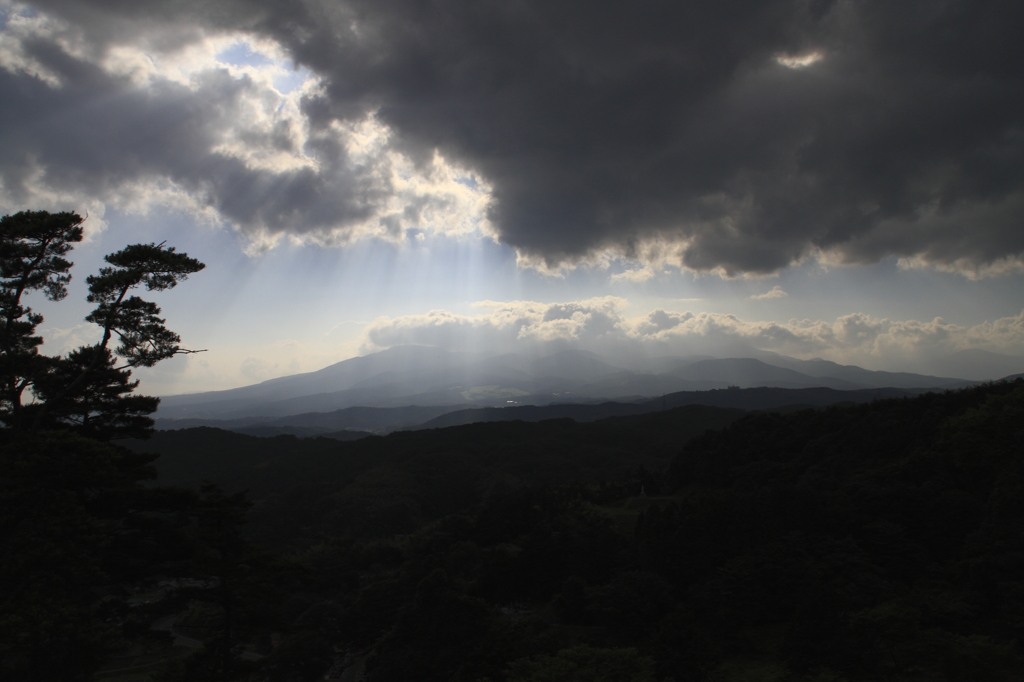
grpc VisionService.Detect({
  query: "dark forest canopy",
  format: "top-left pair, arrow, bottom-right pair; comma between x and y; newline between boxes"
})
117,379 -> 1024,681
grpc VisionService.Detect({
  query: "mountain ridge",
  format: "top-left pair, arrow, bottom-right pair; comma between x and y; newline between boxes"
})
156,345 -> 980,421
155,385 -> 935,436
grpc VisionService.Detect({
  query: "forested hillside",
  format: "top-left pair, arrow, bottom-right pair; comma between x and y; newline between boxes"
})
129,404 -> 746,548
109,380 -> 1024,681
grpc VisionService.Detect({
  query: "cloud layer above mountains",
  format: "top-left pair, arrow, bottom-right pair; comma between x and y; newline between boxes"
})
361,298 -> 1024,373
2,0 -> 1023,275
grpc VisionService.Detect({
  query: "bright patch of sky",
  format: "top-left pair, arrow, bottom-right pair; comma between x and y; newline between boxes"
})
215,40 -> 313,94
26,207 -> 1024,396
215,42 -> 275,68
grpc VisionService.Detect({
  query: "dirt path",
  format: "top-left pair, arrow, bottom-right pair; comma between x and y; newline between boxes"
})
150,614 -> 204,650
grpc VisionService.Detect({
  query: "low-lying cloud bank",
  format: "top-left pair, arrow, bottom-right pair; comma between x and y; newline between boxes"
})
2,1 -> 1023,276
360,298 -> 1024,377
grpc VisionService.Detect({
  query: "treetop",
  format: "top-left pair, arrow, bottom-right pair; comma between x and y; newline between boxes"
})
0,210 -> 84,303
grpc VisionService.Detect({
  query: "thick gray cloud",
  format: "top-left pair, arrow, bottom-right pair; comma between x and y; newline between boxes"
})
8,0 -> 1024,275
0,27 -> 386,241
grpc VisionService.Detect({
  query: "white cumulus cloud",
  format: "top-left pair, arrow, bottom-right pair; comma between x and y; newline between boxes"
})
359,298 -> 1024,374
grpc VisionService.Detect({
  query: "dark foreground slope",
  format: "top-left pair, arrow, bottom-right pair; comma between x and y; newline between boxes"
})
115,381 -> 1022,682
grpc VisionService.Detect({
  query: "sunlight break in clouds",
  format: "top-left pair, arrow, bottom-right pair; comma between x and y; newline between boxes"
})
0,3 -> 494,254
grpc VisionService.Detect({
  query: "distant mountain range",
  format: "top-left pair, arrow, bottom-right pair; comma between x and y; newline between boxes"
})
155,385 -> 926,437
152,345 -> 1022,435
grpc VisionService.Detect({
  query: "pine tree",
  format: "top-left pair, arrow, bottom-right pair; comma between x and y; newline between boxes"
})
0,210 -> 83,433
0,210 -> 204,438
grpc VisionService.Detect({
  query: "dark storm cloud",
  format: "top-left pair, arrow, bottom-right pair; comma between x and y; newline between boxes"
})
0,25 -> 384,240
13,0 -> 1024,274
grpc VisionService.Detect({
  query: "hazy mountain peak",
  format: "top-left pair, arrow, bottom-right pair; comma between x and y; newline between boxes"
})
157,345 -> 976,421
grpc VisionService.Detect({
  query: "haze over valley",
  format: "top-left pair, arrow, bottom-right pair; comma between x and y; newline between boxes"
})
153,343 -> 1023,435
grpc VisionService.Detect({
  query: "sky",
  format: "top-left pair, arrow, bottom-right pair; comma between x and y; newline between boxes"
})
2,0 -> 1023,395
